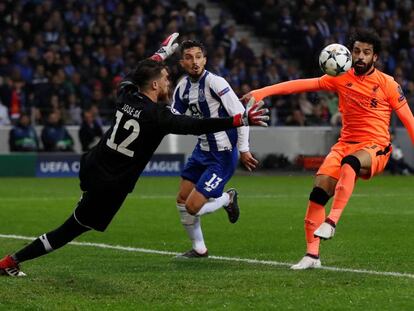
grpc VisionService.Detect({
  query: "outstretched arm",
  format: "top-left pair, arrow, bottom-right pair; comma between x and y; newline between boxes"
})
246,78 -> 321,102
395,104 -> 414,145
159,100 -> 269,135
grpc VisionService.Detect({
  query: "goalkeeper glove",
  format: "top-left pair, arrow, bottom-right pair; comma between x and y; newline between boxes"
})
233,98 -> 269,127
150,33 -> 179,62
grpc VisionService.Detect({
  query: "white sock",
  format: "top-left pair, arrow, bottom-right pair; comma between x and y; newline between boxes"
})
196,192 -> 230,216
177,203 -> 207,254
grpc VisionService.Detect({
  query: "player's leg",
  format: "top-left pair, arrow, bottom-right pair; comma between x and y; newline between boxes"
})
1,190 -> 127,276
176,186 -> 234,259
189,149 -> 239,220
176,181 -> 236,258
315,149 -> 371,239
176,178 -> 208,257
0,194 -> 91,277
327,152 -> 366,223
291,175 -> 336,270
176,149 -> 238,258
177,184 -> 234,257
306,175 -> 336,254
176,148 -> 210,258
317,142 -> 393,239
0,213 -> 89,277
292,143 -> 344,270
187,186 -> 239,219
186,188 -> 230,216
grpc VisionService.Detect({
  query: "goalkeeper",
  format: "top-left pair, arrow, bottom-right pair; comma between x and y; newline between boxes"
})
0,33 -> 269,277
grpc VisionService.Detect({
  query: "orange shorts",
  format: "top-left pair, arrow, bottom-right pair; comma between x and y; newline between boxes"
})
317,141 -> 392,180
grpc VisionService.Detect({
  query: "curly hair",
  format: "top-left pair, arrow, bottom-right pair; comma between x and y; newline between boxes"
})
347,29 -> 382,54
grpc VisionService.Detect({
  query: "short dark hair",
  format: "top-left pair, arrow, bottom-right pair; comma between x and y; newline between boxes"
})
347,29 -> 382,54
124,59 -> 165,90
180,40 -> 206,57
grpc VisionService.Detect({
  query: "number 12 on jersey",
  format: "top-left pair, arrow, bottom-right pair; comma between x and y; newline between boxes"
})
106,110 -> 140,157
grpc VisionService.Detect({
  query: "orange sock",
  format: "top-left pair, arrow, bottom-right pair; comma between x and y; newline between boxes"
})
328,164 -> 357,224
304,201 -> 325,257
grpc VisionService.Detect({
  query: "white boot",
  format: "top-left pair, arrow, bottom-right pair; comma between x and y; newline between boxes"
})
314,221 -> 336,240
290,255 -> 321,270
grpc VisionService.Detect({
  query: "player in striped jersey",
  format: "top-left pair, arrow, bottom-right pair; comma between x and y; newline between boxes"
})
172,41 -> 260,258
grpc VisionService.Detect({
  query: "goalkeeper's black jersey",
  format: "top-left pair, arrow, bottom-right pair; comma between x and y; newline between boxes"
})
79,88 -> 235,193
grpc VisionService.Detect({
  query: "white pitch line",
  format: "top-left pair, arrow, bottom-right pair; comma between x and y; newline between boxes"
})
1,234 -> 413,280
1,193 -> 413,202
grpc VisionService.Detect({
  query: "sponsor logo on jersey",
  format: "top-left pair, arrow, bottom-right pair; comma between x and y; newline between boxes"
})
344,92 -> 375,109
370,98 -> 378,108
218,87 -> 230,96
198,89 -> 206,102
189,103 -> 203,118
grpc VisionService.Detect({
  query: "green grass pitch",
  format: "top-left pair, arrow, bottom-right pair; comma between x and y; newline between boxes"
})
0,175 -> 413,310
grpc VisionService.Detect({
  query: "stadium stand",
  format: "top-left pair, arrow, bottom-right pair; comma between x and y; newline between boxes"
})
0,0 -> 413,129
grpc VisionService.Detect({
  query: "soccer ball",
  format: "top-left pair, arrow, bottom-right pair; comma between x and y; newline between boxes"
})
319,43 -> 352,77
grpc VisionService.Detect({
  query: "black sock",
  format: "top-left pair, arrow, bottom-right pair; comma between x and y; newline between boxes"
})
14,214 -> 90,263
12,239 -> 46,263
306,253 -> 320,259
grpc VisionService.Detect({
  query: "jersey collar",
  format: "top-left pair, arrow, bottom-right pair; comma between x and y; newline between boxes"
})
351,67 -> 376,81
138,92 -> 156,104
366,67 -> 376,76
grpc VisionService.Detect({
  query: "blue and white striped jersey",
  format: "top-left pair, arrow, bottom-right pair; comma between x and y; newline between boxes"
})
171,70 -> 249,152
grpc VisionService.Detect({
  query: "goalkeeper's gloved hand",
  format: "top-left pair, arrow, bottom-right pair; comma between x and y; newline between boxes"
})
150,33 -> 179,62
233,98 -> 269,127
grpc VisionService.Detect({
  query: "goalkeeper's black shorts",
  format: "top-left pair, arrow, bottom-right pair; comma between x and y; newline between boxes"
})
73,189 -> 128,232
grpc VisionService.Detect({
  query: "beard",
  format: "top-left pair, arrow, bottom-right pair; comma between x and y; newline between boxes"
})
353,59 -> 374,75
188,66 -> 204,80
189,72 -> 203,80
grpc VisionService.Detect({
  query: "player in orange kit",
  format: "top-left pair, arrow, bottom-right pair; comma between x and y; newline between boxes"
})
243,29 -> 414,269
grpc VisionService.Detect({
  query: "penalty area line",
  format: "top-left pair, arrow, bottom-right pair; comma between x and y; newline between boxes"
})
0,233 -> 413,280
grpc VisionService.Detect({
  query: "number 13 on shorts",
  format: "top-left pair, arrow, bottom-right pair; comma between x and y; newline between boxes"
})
204,173 -> 223,192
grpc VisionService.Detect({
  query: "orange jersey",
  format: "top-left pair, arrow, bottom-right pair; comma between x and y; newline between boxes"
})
251,68 -> 414,146
318,68 -> 407,146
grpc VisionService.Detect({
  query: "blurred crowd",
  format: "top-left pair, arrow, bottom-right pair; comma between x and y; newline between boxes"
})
221,0 -> 414,125
1,0 -> 414,133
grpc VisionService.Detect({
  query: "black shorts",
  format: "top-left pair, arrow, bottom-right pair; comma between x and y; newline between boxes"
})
74,190 -> 128,232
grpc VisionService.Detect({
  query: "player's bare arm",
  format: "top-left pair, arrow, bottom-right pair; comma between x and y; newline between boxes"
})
160,98 -> 269,135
